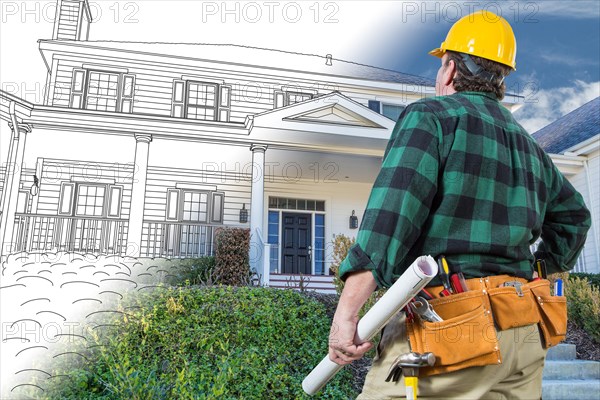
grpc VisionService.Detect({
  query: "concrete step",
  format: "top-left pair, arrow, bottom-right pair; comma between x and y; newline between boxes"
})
546,343 -> 577,360
542,380 -> 600,400
543,360 -> 600,380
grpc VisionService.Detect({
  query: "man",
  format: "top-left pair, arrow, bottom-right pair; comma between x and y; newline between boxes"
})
328,10 -> 591,400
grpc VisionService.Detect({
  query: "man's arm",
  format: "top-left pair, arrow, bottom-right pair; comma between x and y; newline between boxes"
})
328,270 -> 377,365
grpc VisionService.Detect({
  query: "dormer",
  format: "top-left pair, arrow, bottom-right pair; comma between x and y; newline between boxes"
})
52,0 -> 92,41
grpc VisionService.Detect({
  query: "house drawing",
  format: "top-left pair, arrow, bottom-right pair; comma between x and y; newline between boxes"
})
0,0 -> 594,297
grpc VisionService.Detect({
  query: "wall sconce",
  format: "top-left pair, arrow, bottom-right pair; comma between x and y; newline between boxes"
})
349,210 -> 358,229
239,203 -> 248,224
30,174 -> 39,196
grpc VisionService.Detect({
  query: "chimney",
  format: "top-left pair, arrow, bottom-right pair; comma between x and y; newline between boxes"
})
52,0 -> 92,41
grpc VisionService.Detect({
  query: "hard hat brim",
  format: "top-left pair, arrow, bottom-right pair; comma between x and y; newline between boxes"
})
429,48 -> 445,58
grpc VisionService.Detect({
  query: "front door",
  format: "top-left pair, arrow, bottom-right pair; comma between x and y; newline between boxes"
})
281,212 -> 312,274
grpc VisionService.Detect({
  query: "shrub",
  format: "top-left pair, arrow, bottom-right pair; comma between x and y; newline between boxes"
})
39,287 -> 357,399
328,234 -> 386,320
167,257 -> 216,285
570,272 -> 600,290
565,275 -> 600,343
214,228 -> 251,286
329,234 -> 355,296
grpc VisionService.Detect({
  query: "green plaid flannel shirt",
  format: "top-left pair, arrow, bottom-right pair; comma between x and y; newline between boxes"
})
340,91 -> 591,288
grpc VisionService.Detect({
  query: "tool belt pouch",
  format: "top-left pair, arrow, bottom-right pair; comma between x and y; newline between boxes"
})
406,290 -> 500,377
530,279 -> 568,348
487,283 -> 540,331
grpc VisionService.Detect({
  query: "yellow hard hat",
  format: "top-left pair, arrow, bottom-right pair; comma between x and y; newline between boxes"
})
429,10 -> 517,70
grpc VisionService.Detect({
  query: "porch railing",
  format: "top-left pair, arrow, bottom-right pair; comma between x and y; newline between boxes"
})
12,213 -> 128,254
142,221 -> 219,258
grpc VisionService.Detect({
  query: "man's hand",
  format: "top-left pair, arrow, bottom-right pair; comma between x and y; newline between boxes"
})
328,315 -> 373,365
327,270 -> 378,365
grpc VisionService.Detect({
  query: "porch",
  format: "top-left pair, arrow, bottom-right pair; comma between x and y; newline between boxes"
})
10,214 -> 337,292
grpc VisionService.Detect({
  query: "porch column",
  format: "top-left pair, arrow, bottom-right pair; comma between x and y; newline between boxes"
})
127,134 -> 152,257
0,123 -> 32,257
249,144 -> 268,284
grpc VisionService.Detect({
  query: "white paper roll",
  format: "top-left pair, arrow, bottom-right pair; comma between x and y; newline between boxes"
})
302,255 -> 438,396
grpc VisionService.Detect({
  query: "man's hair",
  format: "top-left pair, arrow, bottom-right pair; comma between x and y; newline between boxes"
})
445,51 -> 512,100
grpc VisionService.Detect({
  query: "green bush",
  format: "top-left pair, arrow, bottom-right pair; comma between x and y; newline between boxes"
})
328,234 -> 355,297
566,276 -> 600,343
166,257 -> 216,285
328,234 -> 386,320
570,272 -> 600,290
39,287 -> 357,399
214,228 -> 252,286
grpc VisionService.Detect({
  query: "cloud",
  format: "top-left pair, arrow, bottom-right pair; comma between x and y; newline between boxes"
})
530,1 -> 600,19
514,80 -> 600,133
539,53 -> 599,68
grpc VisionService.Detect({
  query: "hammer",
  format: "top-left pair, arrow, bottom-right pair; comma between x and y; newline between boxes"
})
385,352 -> 436,400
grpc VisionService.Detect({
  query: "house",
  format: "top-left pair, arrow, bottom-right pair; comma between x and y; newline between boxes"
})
532,97 -> 600,274
0,0 -> 527,293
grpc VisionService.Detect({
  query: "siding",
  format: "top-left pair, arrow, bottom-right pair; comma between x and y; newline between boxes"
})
37,159 -> 134,218
570,151 -> 600,273
52,55 -> 424,123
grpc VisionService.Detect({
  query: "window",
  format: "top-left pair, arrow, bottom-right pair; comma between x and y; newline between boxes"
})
268,211 -> 279,273
69,69 -> 136,113
286,91 -> 313,105
268,196 -> 325,211
182,191 -> 209,222
367,100 -> 406,121
86,71 -> 119,112
382,104 -> 405,121
75,184 -> 106,217
172,81 -> 231,122
186,81 -> 218,121
273,90 -> 314,108
58,182 -> 123,218
315,214 -> 325,275
165,188 -> 225,224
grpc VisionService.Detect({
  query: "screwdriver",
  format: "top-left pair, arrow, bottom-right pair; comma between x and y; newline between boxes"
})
437,255 -> 453,296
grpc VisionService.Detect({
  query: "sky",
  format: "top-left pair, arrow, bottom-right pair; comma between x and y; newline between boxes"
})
0,0 -> 599,133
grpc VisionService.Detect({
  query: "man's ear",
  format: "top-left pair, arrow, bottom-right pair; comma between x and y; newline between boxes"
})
442,60 -> 456,86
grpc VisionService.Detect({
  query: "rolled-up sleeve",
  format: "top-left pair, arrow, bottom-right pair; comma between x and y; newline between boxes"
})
338,102 -> 441,288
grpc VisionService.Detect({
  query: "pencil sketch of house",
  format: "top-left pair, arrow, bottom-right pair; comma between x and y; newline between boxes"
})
2,0 -> 589,300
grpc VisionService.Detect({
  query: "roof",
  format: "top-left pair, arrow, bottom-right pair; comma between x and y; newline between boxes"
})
532,97 -> 600,154
39,40 -> 436,87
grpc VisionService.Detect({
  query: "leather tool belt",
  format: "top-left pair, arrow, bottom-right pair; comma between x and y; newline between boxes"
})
406,275 -> 567,377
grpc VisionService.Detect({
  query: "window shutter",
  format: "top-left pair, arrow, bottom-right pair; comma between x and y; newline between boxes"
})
218,85 -> 231,122
368,100 -> 381,113
211,193 -> 224,223
58,182 -> 76,215
171,80 -> 185,118
166,189 -> 180,221
70,69 -> 86,109
107,185 -> 123,218
274,90 -> 284,109
120,74 -> 136,113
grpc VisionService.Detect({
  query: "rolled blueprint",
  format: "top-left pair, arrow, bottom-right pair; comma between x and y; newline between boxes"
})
302,255 -> 438,396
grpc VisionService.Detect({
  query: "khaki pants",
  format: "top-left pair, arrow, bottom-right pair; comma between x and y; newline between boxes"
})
357,313 -> 548,400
